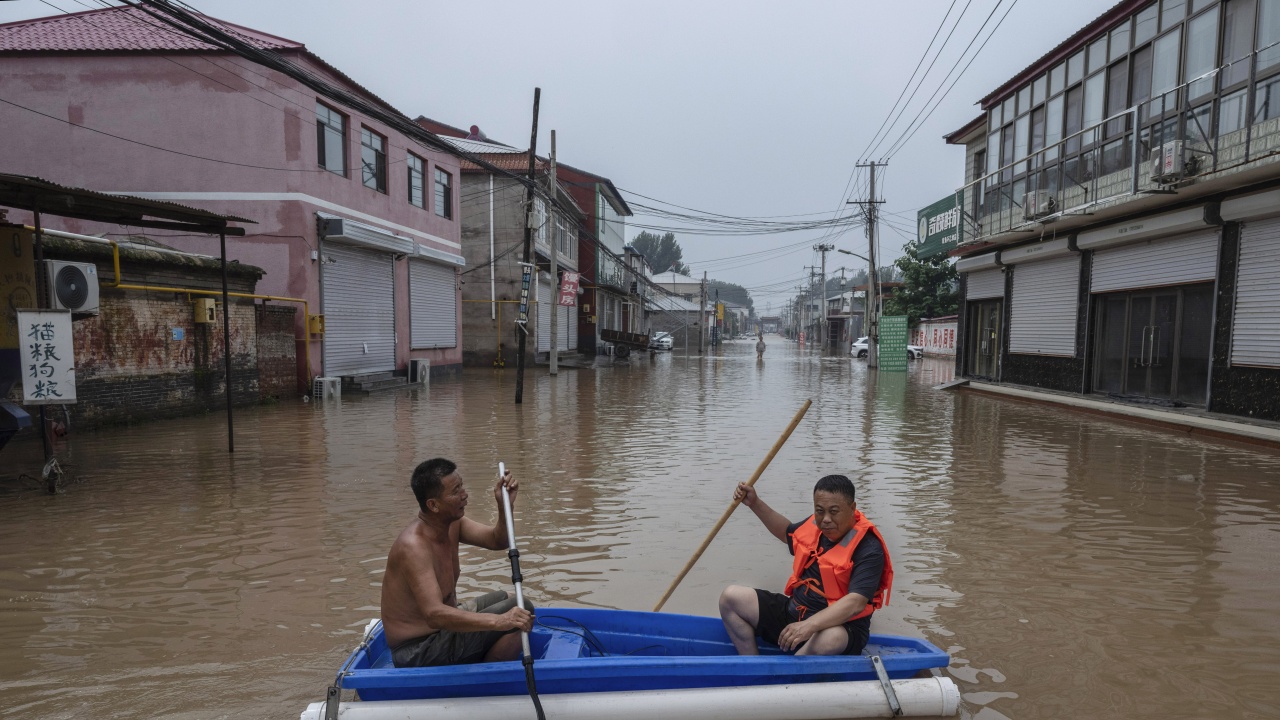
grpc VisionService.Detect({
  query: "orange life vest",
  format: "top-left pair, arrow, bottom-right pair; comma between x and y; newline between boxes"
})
783,510 -> 893,622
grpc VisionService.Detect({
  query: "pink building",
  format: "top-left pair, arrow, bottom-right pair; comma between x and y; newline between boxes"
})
0,6 -> 465,389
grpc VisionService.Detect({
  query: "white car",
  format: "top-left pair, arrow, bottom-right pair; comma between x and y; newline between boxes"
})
649,332 -> 674,350
850,337 -> 923,360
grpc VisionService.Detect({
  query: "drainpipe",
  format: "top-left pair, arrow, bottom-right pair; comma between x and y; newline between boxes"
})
490,174 -> 496,320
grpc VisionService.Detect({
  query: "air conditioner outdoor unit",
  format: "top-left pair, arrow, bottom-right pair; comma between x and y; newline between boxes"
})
1022,190 -> 1056,221
312,376 -> 341,401
45,260 -> 100,314
409,358 -> 430,386
1150,141 -> 1185,182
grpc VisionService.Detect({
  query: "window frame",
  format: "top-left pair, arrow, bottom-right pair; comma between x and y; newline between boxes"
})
316,102 -> 347,177
407,152 -> 426,208
360,126 -> 388,194
434,167 -> 453,219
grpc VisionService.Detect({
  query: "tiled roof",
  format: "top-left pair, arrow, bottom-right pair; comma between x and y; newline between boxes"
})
0,5 -> 302,53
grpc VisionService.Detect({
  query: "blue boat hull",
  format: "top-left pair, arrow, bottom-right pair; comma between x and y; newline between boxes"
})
338,608 -> 949,701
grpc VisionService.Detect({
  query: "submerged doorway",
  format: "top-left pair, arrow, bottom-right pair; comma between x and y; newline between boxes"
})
966,299 -> 1003,379
1091,283 -> 1213,405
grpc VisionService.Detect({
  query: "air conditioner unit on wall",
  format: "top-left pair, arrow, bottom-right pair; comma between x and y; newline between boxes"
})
1150,141 -> 1185,183
45,260 -> 100,314
312,376 -> 341,401
1022,190 -> 1056,221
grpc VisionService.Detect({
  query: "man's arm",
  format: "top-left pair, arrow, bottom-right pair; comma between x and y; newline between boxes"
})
733,483 -> 791,543
402,542 -> 531,633
776,592 -> 870,651
460,470 -> 518,551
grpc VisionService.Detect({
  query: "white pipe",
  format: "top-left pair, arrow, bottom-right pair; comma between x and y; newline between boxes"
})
489,174 -> 496,320
27,226 -> 218,259
496,462 -> 531,661
299,677 -> 960,720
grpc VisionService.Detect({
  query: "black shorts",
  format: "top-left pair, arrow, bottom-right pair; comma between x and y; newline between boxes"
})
753,589 -> 869,655
391,590 -> 533,668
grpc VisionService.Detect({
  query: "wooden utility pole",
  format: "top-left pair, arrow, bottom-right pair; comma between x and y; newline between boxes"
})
850,161 -> 885,369
514,88 -> 540,404
549,130 -> 558,376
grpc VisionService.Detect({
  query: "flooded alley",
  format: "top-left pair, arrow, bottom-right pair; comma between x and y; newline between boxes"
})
3,338 -> 1280,719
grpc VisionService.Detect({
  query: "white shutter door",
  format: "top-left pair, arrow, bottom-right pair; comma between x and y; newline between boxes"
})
1091,230 -> 1219,293
1009,254 -> 1080,356
410,260 -> 457,349
1232,217 -> 1280,367
966,268 -> 1005,299
323,243 -> 395,376
560,304 -> 577,351
537,280 -> 552,353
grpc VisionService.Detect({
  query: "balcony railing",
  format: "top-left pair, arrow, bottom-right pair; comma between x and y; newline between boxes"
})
957,44 -> 1280,247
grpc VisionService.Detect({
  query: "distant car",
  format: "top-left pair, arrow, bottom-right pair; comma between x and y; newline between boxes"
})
850,337 -> 923,360
649,332 -> 674,351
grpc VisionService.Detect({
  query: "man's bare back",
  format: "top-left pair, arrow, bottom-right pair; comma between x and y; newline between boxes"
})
380,461 -> 533,664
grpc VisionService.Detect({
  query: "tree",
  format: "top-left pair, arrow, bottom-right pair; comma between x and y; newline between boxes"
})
630,231 -> 688,274
883,243 -> 959,325
708,279 -> 754,315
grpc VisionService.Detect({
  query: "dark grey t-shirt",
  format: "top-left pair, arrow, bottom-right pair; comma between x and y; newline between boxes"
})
785,519 -> 885,621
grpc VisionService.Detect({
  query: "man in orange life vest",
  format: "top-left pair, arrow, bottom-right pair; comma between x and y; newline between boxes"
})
718,475 -> 892,656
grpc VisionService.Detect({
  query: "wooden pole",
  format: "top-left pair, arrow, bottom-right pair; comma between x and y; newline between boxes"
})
652,398 -> 812,612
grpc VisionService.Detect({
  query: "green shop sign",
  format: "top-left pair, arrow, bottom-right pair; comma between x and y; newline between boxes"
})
878,315 -> 909,372
916,193 -> 963,260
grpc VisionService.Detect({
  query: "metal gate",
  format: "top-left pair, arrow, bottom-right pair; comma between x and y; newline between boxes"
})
322,243 -> 395,376
966,268 -> 1005,299
1232,217 -> 1280,368
409,259 -> 457,349
1091,230 -> 1219,293
1009,254 -> 1080,356
536,278 -> 577,353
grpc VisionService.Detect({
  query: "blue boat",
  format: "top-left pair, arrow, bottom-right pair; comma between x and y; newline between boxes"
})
333,608 -> 950,701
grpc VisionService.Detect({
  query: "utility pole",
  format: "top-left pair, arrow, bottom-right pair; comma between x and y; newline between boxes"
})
814,243 -> 833,350
549,130 -> 558,376
699,271 -> 707,355
514,88 -> 540,404
849,161 -> 885,369
803,266 -> 820,349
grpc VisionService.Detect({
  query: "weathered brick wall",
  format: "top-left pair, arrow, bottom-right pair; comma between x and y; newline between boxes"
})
256,304 -> 297,400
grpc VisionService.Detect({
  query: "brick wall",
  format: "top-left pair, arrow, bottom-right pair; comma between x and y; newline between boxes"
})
256,305 -> 297,400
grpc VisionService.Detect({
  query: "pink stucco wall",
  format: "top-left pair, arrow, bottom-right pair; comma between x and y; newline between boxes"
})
0,51 -> 464,382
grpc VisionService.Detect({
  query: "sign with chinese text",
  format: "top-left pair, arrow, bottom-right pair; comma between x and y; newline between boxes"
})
878,315 -> 909,372
1,226 -> 37,351
916,193 -> 963,260
715,302 -> 724,322
517,266 -> 531,327
18,309 -> 76,404
557,271 -> 580,307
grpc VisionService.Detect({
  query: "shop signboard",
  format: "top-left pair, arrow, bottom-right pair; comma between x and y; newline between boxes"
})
917,193 -> 963,260
18,309 -> 76,404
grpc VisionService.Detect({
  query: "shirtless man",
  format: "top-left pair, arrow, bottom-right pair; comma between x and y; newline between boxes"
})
381,458 -> 535,667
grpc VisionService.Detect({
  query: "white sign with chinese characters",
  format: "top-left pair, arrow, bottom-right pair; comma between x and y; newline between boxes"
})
18,309 -> 76,405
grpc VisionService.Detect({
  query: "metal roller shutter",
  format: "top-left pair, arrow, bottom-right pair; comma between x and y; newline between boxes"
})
1009,254 -> 1080,356
561,304 -> 577,351
536,279 -> 552,353
409,260 -> 457,349
323,243 -> 395,376
1232,217 -> 1280,368
966,268 -> 1005,299
1091,231 -> 1219,293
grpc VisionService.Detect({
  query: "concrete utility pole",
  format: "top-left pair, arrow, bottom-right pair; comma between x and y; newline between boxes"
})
514,88 -> 540,404
549,130 -> 558,376
699,271 -> 707,355
850,161 -> 885,369
803,266 -> 820,349
814,243 -> 833,350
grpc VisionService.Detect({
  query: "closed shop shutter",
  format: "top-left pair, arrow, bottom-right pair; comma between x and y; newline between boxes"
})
561,303 -> 577,351
537,279 -> 552,354
1232,217 -> 1280,368
1091,230 -> 1219,293
1009,254 -> 1080,356
323,243 -> 395,376
409,260 -> 457,349
966,268 -> 1005,299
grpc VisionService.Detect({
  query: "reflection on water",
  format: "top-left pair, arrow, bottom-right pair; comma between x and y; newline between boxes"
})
2,340 -> 1279,719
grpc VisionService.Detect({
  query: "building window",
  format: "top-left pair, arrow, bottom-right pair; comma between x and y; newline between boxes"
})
1258,0 -> 1280,73
316,102 -> 346,176
434,168 -> 452,219
361,127 -> 387,193
1161,0 -> 1187,30
1254,74 -> 1280,121
1184,6 -> 1220,99
1223,0 -> 1257,88
1220,88 -> 1248,134
408,153 -> 425,208
1135,4 -> 1159,44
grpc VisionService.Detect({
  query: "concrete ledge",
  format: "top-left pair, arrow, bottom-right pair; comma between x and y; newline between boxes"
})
963,381 -> 1280,450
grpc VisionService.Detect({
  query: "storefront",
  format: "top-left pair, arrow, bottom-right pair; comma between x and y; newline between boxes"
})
959,251 -> 1004,380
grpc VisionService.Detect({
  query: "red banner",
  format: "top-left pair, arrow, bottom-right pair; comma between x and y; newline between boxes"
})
557,272 -> 580,307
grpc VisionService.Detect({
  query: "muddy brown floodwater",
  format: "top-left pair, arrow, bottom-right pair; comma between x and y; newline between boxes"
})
2,338 -> 1280,719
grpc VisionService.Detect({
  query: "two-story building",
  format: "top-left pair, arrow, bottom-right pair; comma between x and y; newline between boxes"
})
557,165 -> 634,354
0,6 -> 465,391
942,0 -> 1280,421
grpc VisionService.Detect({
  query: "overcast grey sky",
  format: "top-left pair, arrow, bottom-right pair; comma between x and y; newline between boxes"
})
0,0 -> 1118,312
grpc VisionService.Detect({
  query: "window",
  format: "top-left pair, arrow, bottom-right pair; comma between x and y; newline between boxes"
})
1220,88 -> 1248,134
1084,72 -> 1107,132
1002,97 -> 1015,122
1068,50 -> 1086,85
1110,21 -> 1132,61
1088,37 -> 1110,73
408,153 -> 425,208
1152,30 -> 1182,96
1162,0 -> 1187,29
1030,106 -> 1047,153
1050,63 -> 1066,95
361,127 -> 387,193
1066,85 -> 1085,152
1046,94 -> 1066,149
1223,0 -> 1257,87
1107,60 -> 1131,136
1135,4 -> 1160,44
1259,0 -> 1280,72
1015,113 -> 1030,161
1255,74 -> 1280,121
988,130 -> 1002,173
989,106 -> 1002,132
1033,75 -> 1047,106
316,103 -> 346,175
1018,86 -> 1032,114
1185,6 -> 1220,99
1132,44 -> 1155,115
434,168 -> 452,219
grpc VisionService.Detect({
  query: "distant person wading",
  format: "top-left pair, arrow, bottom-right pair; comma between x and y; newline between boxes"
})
756,335 -> 766,360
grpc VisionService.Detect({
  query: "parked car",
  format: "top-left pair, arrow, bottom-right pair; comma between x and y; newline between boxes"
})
850,337 -> 923,360
649,332 -> 674,351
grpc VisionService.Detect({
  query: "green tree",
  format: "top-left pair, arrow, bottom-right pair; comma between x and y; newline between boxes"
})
708,279 -> 754,315
630,231 -> 688,274
883,243 -> 958,325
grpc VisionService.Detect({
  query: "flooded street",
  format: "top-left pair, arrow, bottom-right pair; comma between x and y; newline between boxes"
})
3,338 -> 1280,719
